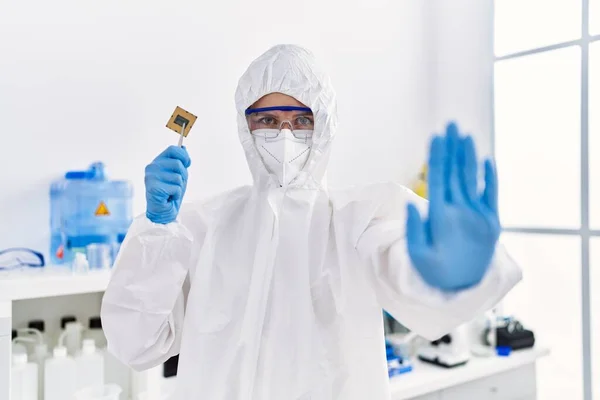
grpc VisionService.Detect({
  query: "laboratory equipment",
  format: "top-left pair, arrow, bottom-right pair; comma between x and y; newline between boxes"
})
83,316 -> 130,399
470,309 -> 498,357
0,248 -> 44,270
64,321 -> 83,356
44,346 -> 77,400
86,243 -> 112,269
72,252 -> 90,274
85,317 -> 107,349
75,339 -> 104,390
74,384 -> 122,400
12,330 -> 27,355
417,325 -> 471,368
104,350 -> 131,400
386,341 -> 412,377
486,317 -> 535,351
11,353 -> 38,400
27,320 -> 46,342
50,162 -> 133,265
496,346 -> 511,357
18,326 -> 48,399
54,315 -> 76,349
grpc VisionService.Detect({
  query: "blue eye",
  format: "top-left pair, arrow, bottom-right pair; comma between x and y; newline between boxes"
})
296,116 -> 313,127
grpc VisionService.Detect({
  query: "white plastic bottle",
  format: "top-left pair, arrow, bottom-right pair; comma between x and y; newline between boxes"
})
84,317 -> 107,349
17,327 -> 48,400
55,316 -> 77,352
75,339 -> 104,390
11,353 -> 38,400
64,321 -> 83,356
105,349 -> 131,400
44,346 -> 77,400
11,330 -> 27,356
26,320 -> 47,354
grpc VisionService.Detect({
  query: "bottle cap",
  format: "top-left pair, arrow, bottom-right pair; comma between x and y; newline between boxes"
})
61,316 -> 77,329
11,329 -> 17,340
89,316 -> 102,330
53,346 -> 67,358
12,353 -> 28,365
28,319 -> 45,333
82,339 -> 96,354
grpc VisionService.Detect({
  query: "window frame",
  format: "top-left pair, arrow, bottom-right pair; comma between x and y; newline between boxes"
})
492,1 -> 599,399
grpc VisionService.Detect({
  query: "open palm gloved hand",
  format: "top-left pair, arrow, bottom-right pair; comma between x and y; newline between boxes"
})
406,122 -> 500,292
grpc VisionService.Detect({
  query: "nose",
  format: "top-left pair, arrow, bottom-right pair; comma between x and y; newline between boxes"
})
279,120 -> 293,130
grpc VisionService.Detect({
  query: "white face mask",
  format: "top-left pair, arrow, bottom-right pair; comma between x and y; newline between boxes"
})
252,128 -> 313,186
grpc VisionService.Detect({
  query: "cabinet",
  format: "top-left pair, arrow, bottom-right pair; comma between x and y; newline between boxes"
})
0,268 -> 111,400
439,364 -> 536,399
391,348 -> 548,400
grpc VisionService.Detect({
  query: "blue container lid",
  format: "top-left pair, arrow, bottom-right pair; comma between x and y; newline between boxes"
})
496,346 -> 511,357
67,234 -> 112,248
65,162 -> 106,181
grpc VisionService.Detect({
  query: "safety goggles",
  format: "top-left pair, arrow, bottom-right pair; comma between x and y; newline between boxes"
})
0,248 -> 45,270
246,106 -> 314,139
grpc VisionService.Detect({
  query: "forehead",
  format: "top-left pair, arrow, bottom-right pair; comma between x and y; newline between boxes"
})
251,92 -> 308,109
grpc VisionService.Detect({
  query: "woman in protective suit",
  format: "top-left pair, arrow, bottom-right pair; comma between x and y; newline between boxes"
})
101,44 -> 521,400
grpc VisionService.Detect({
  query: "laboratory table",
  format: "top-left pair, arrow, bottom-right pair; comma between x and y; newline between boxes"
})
390,347 -> 549,400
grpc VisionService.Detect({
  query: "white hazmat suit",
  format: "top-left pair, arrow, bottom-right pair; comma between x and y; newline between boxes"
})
101,44 -> 522,399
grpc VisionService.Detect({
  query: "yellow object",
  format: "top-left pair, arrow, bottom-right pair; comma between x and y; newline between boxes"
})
413,164 -> 428,199
166,106 -> 197,137
95,201 -> 110,216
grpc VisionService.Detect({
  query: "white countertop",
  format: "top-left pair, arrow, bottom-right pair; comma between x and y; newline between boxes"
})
0,266 -> 111,301
389,347 -> 550,399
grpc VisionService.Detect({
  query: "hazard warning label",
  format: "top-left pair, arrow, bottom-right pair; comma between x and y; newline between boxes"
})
95,201 -> 110,216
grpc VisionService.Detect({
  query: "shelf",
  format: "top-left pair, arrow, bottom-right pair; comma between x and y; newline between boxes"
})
389,347 -> 550,399
0,266 -> 111,301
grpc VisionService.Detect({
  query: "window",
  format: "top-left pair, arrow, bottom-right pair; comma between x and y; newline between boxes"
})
590,42 -> 600,228
592,0 -> 600,35
494,0 -> 581,56
592,238 -> 600,398
501,234 -> 582,399
494,1 -> 598,398
495,47 -> 581,228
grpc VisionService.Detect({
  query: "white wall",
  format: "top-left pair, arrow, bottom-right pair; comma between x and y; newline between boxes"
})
0,0 -> 493,259
427,0 -> 495,157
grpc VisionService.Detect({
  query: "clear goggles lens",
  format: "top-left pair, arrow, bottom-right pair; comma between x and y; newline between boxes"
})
246,106 -> 314,139
0,248 -> 45,270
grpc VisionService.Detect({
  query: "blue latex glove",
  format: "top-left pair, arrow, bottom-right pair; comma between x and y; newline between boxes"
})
406,122 -> 500,291
145,146 -> 191,224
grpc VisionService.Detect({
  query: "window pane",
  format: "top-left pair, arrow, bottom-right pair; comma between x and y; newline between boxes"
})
590,42 -> 600,229
592,0 -> 600,35
501,233 -> 582,399
592,238 -> 600,399
495,47 -> 581,228
494,0 -> 582,57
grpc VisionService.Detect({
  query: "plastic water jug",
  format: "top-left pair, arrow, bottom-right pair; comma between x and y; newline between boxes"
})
50,162 -> 133,265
